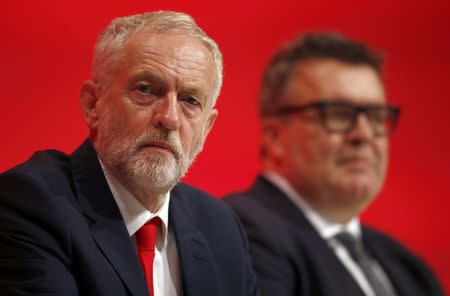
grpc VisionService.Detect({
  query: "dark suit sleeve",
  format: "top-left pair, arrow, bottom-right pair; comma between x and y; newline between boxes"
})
227,200 -> 304,296
242,222 -> 303,295
229,209 -> 259,296
0,172 -> 78,295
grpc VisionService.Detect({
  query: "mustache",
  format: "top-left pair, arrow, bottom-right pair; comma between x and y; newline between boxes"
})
133,132 -> 183,160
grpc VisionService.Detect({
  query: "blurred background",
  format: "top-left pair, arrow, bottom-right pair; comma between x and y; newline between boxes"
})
1,0 -> 449,291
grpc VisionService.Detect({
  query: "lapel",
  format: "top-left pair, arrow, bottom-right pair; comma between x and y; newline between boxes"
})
69,139 -> 149,296
251,176 -> 365,295
363,229 -> 414,295
169,185 -> 220,296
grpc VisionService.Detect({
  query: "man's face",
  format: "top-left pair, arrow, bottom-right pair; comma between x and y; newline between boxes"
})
272,59 -> 388,221
91,29 -> 218,196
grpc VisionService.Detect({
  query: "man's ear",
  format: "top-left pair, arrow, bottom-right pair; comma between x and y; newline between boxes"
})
261,117 -> 285,159
203,108 -> 218,138
79,80 -> 101,130
195,109 -> 218,153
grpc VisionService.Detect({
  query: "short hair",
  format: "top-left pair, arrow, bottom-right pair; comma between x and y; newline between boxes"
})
92,11 -> 223,103
260,32 -> 383,116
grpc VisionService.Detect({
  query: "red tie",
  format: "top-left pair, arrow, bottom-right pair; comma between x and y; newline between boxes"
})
136,217 -> 161,296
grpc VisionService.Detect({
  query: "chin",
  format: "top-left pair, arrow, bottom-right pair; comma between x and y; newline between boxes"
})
337,176 -> 376,200
133,160 -> 179,188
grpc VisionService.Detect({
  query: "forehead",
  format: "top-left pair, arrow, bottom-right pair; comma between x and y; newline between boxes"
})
121,29 -> 216,93
284,59 -> 385,105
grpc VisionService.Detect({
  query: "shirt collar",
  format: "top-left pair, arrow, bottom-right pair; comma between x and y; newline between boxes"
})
262,171 -> 361,240
99,158 -> 170,243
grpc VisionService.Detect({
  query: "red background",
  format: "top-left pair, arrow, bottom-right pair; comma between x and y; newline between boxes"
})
1,0 -> 449,291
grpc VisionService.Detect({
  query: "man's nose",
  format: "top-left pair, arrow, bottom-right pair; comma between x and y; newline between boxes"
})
151,94 -> 181,131
346,113 -> 374,142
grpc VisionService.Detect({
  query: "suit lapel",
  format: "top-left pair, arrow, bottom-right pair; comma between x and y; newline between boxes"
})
70,140 -> 149,296
299,234 -> 366,295
363,229 -> 415,295
169,185 -> 220,296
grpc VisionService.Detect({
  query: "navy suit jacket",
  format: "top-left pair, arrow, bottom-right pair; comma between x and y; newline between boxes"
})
0,140 -> 257,296
225,176 -> 444,296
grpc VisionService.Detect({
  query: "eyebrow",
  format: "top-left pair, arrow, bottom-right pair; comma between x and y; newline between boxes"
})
183,85 -> 207,98
128,71 -> 166,88
129,71 -> 209,102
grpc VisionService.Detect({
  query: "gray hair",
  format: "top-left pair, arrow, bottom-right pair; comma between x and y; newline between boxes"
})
260,32 -> 383,116
92,11 -> 223,103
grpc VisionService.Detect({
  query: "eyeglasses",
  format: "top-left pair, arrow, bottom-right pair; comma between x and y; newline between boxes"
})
270,100 -> 400,136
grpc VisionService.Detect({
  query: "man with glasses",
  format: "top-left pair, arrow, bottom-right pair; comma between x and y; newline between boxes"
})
225,33 -> 444,296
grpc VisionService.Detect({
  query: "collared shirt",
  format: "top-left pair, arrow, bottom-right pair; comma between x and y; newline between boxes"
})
100,160 -> 182,296
263,171 -> 394,296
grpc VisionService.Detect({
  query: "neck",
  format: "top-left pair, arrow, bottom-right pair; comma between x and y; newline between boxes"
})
304,196 -> 364,225
129,186 -> 168,213
261,166 -> 361,224
314,206 -> 355,225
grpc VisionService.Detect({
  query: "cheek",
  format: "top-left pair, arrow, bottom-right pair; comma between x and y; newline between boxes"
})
112,106 -> 151,140
178,118 -> 197,149
291,133 -> 331,173
131,109 -> 152,131
193,121 -> 209,147
183,117 -> 212,156
309,134 -> 337,169
327,136 -> 345,168
97,104 -> 117,135
303,135 -> 345,184
375,140 -> 389,174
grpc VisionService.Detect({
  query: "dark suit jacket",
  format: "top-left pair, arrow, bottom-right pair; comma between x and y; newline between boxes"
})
225,175 -> 444,296
0,140 -> 257,296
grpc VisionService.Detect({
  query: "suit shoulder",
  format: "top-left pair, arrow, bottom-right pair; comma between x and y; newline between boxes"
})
364,226 -> 436,271
2,149 -> 70,181
1,149 -> 77,219
0,150 -> 78,251
173,182 -> 218,203
223,189 -> 262,210
173,182 -> 232,217
224,189 -> 276,223
224,190 -> 254,202
224,189 -> 296,247
172,183 -> 248,247
364,226 -> 414,252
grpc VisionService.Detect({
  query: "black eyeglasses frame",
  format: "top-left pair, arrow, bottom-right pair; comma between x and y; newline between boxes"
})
268,100 -> 401,136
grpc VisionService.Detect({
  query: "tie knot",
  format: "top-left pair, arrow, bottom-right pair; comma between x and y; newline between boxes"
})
334,232 -> 365,262
136,217 -> 161,251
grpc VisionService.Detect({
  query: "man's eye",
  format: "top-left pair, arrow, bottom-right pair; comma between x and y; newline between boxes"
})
183,96 -> 200,106
136,84 -> 152,94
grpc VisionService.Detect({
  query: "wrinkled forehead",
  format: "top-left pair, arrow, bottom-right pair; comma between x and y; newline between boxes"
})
126,27 -> 213,62
285,59 -> 386,105
121,29 -> 216,96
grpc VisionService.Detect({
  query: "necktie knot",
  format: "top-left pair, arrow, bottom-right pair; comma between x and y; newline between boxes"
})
136,217 -> 161,252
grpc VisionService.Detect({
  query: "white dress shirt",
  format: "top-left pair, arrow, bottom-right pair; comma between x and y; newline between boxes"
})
100,160 -> 182,296
263,171 -> 394,296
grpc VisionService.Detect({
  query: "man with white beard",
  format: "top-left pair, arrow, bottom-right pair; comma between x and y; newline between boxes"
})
0,11 -> 257,296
